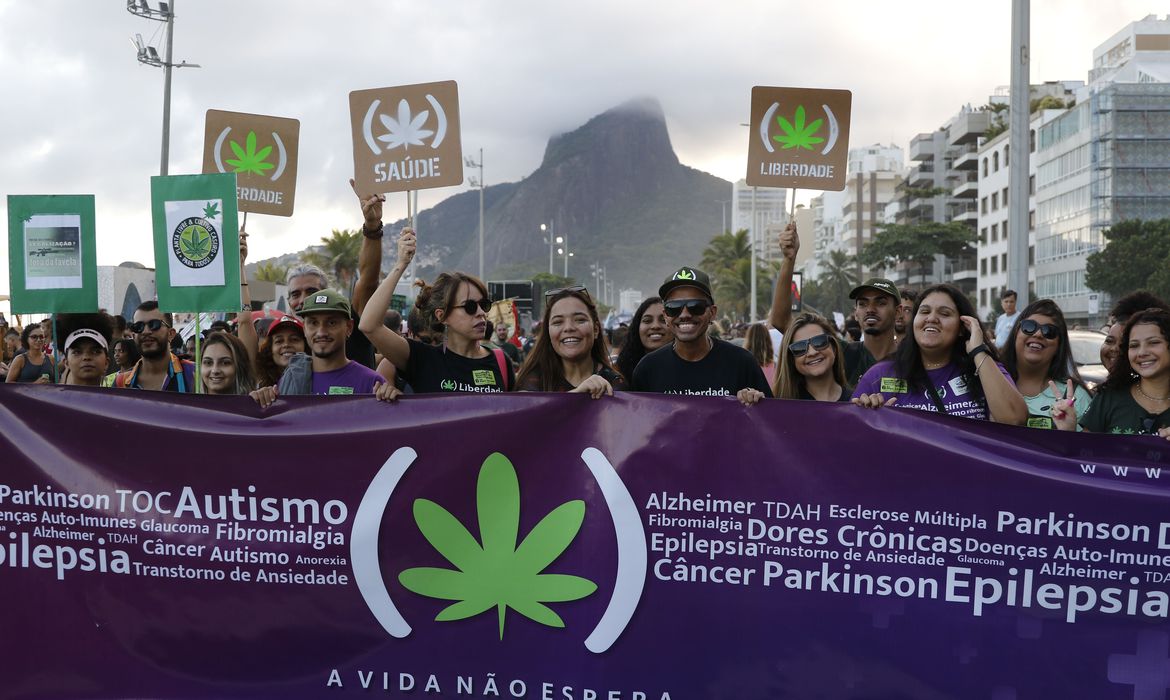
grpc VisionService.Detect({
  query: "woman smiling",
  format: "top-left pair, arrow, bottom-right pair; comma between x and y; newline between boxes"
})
773,313 -> 849,402
999,299 -> 1092,429
516,286 -> 624,397
852,283 -> 1026,424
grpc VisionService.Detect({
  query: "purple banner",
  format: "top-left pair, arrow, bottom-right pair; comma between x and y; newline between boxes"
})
2,385 -> 1170,699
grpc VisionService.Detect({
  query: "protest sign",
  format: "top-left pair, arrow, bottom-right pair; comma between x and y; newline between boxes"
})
203,109 -> 301,217
746,86 -> 852,191
6,194 -> 97,313
2,387 -> 1170,698
150,174 -> 240,312
349,80 -> 464,194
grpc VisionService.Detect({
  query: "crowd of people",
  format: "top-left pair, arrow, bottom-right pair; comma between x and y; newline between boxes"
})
4,188 -> 1169,441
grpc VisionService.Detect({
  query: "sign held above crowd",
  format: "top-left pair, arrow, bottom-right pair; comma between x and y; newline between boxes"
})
202,109 -> 301,217
6,194 -> 98,313
746,86 -> 852,191
348,80 -> 464,194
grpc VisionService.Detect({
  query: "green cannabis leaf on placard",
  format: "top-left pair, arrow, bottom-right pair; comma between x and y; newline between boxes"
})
399,452 -> 596,639
202,201 -> 221,220
773,105 -> 825,151
180,225 -> 212,259
225,130 -> 274,176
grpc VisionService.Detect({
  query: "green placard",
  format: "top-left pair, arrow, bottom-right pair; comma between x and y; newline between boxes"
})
7,195 -> 99,313
150,174 -> 241,313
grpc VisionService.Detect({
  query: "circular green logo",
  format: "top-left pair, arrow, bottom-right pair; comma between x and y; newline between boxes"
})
172,217 -> 220,269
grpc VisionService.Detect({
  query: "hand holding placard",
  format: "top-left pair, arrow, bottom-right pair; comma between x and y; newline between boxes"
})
349,178 -> 385,234
395,228 -> 417,272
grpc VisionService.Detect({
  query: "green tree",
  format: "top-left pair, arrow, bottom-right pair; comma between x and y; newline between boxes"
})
700,229 -> 772,321
1086,219 -> 1170,299
858,222 -> 977,281
302,229 -> 362,292
819,249 -> 859,315
254,261 -> 288,284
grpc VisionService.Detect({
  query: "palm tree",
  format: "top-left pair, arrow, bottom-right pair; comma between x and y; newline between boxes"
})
701,229 -> 751,273
820,249 -> 858,315
700,230 -> 775,321
302,229 -> 362,293
254,261 -> 289,284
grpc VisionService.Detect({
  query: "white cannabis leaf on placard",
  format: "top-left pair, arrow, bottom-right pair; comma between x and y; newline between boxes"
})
377,99 -> 434,151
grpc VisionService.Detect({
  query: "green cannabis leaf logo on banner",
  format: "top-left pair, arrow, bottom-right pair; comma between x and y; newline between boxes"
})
179,224 -> 213,260
225,130 -> 275,176
399,452 -> 597,639
202,201 -> 221,220
773,105 -> 824,151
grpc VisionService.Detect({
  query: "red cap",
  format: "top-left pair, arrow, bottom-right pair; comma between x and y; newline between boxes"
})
266,315 -> 304,338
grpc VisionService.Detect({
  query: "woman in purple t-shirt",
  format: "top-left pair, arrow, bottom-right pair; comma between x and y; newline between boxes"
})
852,284 -> 1027,424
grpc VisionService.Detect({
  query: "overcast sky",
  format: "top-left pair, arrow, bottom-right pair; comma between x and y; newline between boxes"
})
0,0 -> 1157,315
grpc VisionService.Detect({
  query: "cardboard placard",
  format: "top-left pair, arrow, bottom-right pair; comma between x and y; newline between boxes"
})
203,110 -> 300,217
746,86 -> 852,191
349,80 -> 463,194
7,195 -> 98,313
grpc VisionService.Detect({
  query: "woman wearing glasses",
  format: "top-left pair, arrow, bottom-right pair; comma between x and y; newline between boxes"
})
852,283 -> 1027,424
999,300 -> 1092,429
5,324 -> 57,384
772,314 -> 850,402
1054,308 -> 1170,438
516,286 -> 624,397
359,229 -> 514,393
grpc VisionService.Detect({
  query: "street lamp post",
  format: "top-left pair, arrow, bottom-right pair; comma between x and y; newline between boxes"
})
557,233 -> 572,277
540,222 -> 555,275
127,0 -> 200,176
465,149 -> 485,280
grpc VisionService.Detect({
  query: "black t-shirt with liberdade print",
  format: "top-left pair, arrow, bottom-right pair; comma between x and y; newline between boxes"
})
631,339 -> 773,397
404,338 -> 515,394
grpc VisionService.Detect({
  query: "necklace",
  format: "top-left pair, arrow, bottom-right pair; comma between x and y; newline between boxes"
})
923,360 -> 948,369
1136,383 -> 1170,402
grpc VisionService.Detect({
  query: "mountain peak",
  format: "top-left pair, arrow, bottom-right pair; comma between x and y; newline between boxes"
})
539,96 -> 677,170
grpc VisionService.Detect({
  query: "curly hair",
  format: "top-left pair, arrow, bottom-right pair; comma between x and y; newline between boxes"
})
1101,308 -> 1170,391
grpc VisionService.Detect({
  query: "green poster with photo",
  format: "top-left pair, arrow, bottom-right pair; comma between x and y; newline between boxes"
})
150,173 -> 241,313
7,194 -> 99,313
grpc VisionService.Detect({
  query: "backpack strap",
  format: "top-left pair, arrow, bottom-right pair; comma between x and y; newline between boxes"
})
492,347 -> 510,391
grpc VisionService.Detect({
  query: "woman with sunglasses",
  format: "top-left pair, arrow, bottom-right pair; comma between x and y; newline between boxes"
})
773,314 -> 850,401
852,283 -> 1027,424
1000,300 -> 1092,429
516,286 -> 624,397
1053,308 -> 1170,438
615,296 -> 673,381
5,324 -> 57,384
359,229 -> 514,393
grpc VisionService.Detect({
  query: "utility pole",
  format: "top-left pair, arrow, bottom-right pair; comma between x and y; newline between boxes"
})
1008,0 -> 1031,301
465,149 -> 485,279
750,186 -> 758,321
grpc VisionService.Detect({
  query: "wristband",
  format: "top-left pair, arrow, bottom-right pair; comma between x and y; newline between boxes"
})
362,222 -> 384,239
967,343 -> 989,360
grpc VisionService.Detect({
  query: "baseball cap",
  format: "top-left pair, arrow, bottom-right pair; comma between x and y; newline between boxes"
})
849,278 -> 899,301
63,328 -> 109,351
298,289 -> 353,317
659,267 -> 714,302
266,315 -> 305,338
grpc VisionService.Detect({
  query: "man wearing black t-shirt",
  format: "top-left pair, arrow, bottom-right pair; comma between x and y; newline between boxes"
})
632,267 -> 772,400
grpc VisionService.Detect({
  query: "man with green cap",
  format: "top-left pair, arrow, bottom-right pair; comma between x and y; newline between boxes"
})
770,223 -> 899,385
277,289 -> 385,396
632,266 -> 772,400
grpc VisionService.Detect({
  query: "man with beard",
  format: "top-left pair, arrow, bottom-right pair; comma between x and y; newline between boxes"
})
895,290 -> 917,338
632,267 -> 772,400
277,289 -> 384,396
770,223 -> 898,385
112,301 -> 196,391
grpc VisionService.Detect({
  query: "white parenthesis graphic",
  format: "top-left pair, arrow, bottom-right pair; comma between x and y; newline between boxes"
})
581,447 -> 646,654
761,102 -> 779,154
351,446 -> 417,638
363,98 -> 382,156
427,94 -> 447,149
822,104 -> 839,156
271,132 -> 287,181
213,126 -> 231,173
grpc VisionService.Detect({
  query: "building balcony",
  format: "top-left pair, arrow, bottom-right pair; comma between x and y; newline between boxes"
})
909,132 -> 936,162
951,144 -> 979,170
947,111 -> 991,146
948,202 -> 979,224
948,172 -> 979,198
908,197 -> 936,216
907,162 -> 935,187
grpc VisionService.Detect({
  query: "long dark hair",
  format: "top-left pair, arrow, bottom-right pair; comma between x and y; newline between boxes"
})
199,331 -> 258,395
516,287 -> 618,391
891,284 -> 997,402
773,313 -> 847,399
112,338 -> 141,369
1101,308 -> 1170,391
1000,299 -> 1087,391
615,296 -> 664,380
414,272 -> 490,334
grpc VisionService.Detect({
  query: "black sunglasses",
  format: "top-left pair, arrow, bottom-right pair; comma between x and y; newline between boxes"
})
1020,319 -> 1059,340
663,299 -> 710,317
789,333 -> 831,357
454,298 -> 492,315
130,319 -> 170,334
544,285 -> 590,299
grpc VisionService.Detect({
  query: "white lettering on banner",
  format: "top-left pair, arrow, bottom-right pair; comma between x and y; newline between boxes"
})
758,162 -> 836,178
373,156 -> 442,184
236,187 -> 284,204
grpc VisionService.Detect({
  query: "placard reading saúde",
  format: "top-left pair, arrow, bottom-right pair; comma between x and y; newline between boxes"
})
203,110 -> 300,217
746,86 -> 852,191
349,80 -> 463,194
